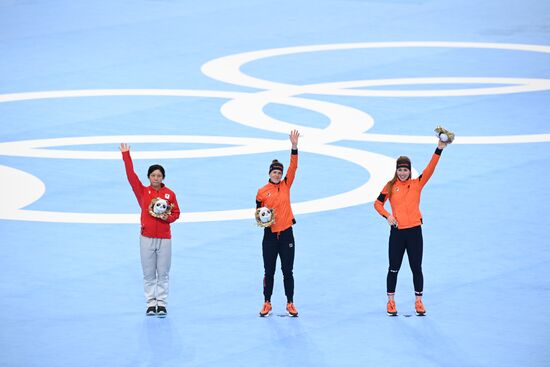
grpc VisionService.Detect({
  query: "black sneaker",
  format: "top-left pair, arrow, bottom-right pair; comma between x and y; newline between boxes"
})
157,306 -> 167,318
146,306 -> 157,316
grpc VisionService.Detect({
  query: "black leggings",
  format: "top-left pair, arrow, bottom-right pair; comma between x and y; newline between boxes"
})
262,227 -> 295,303
387,225 -> 424,295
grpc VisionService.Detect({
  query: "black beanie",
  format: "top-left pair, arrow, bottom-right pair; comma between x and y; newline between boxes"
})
396,157 -> 411,170
148,164 -> 165,178
269,160 -> 284,174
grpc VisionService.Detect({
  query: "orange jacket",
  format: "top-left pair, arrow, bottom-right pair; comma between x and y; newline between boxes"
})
256,150 -> 298,233
374,148 -> 442,229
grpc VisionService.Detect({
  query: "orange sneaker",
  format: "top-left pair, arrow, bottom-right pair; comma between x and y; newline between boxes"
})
259,301 -> 272,317
415,299 -> 426,316
286,302 -> 299,317
387,299 -> 397,316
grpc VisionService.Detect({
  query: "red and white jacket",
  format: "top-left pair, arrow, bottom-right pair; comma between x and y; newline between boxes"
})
122,151 -> 180,239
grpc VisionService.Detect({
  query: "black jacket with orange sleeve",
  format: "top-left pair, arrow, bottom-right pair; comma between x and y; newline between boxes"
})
256,149 -> 298,233
374,148 -> 442,229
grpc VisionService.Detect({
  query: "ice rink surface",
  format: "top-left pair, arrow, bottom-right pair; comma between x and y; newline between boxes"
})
1,1 -> 549,366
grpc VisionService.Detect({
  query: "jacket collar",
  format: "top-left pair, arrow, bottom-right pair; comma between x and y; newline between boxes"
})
149,183 -> 166,191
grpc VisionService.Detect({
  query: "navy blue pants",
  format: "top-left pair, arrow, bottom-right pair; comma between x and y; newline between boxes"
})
262,227 -> 295,303
387,225 -> 424,295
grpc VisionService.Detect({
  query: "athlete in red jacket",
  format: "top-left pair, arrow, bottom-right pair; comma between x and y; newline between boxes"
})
120,143 -> 180,317
375,139 -> 448,316
256,130 -> 300,317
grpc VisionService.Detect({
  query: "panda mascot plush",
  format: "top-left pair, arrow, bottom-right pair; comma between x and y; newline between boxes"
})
149,197 -> 172,218
434,125 -> 455,144
255,207 -> 275,228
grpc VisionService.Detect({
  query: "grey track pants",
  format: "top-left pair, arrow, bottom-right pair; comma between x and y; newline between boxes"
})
140,235 -> 172,307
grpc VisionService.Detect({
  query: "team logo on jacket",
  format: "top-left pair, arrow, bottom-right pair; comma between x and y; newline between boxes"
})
289,243 -> 294,248
165,193 -> 170,199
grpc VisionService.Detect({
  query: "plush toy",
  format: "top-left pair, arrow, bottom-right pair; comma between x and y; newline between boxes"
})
255,207 -> 275,228
434,125 -> 455,144
149,197 -> 172,218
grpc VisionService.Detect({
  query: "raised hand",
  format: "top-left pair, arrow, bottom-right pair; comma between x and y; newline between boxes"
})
120,143 -> 130,152
289,129 -> 300,149
437,140 -> 448,150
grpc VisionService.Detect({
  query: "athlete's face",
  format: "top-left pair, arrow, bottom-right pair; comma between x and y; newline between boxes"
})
149,170 -> 164,189
269,169 -> 283,184
396,167 -> 411,181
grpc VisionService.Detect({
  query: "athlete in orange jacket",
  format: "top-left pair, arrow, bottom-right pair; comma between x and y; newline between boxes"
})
375,139 -> 448,316
256,130 -> 300,317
